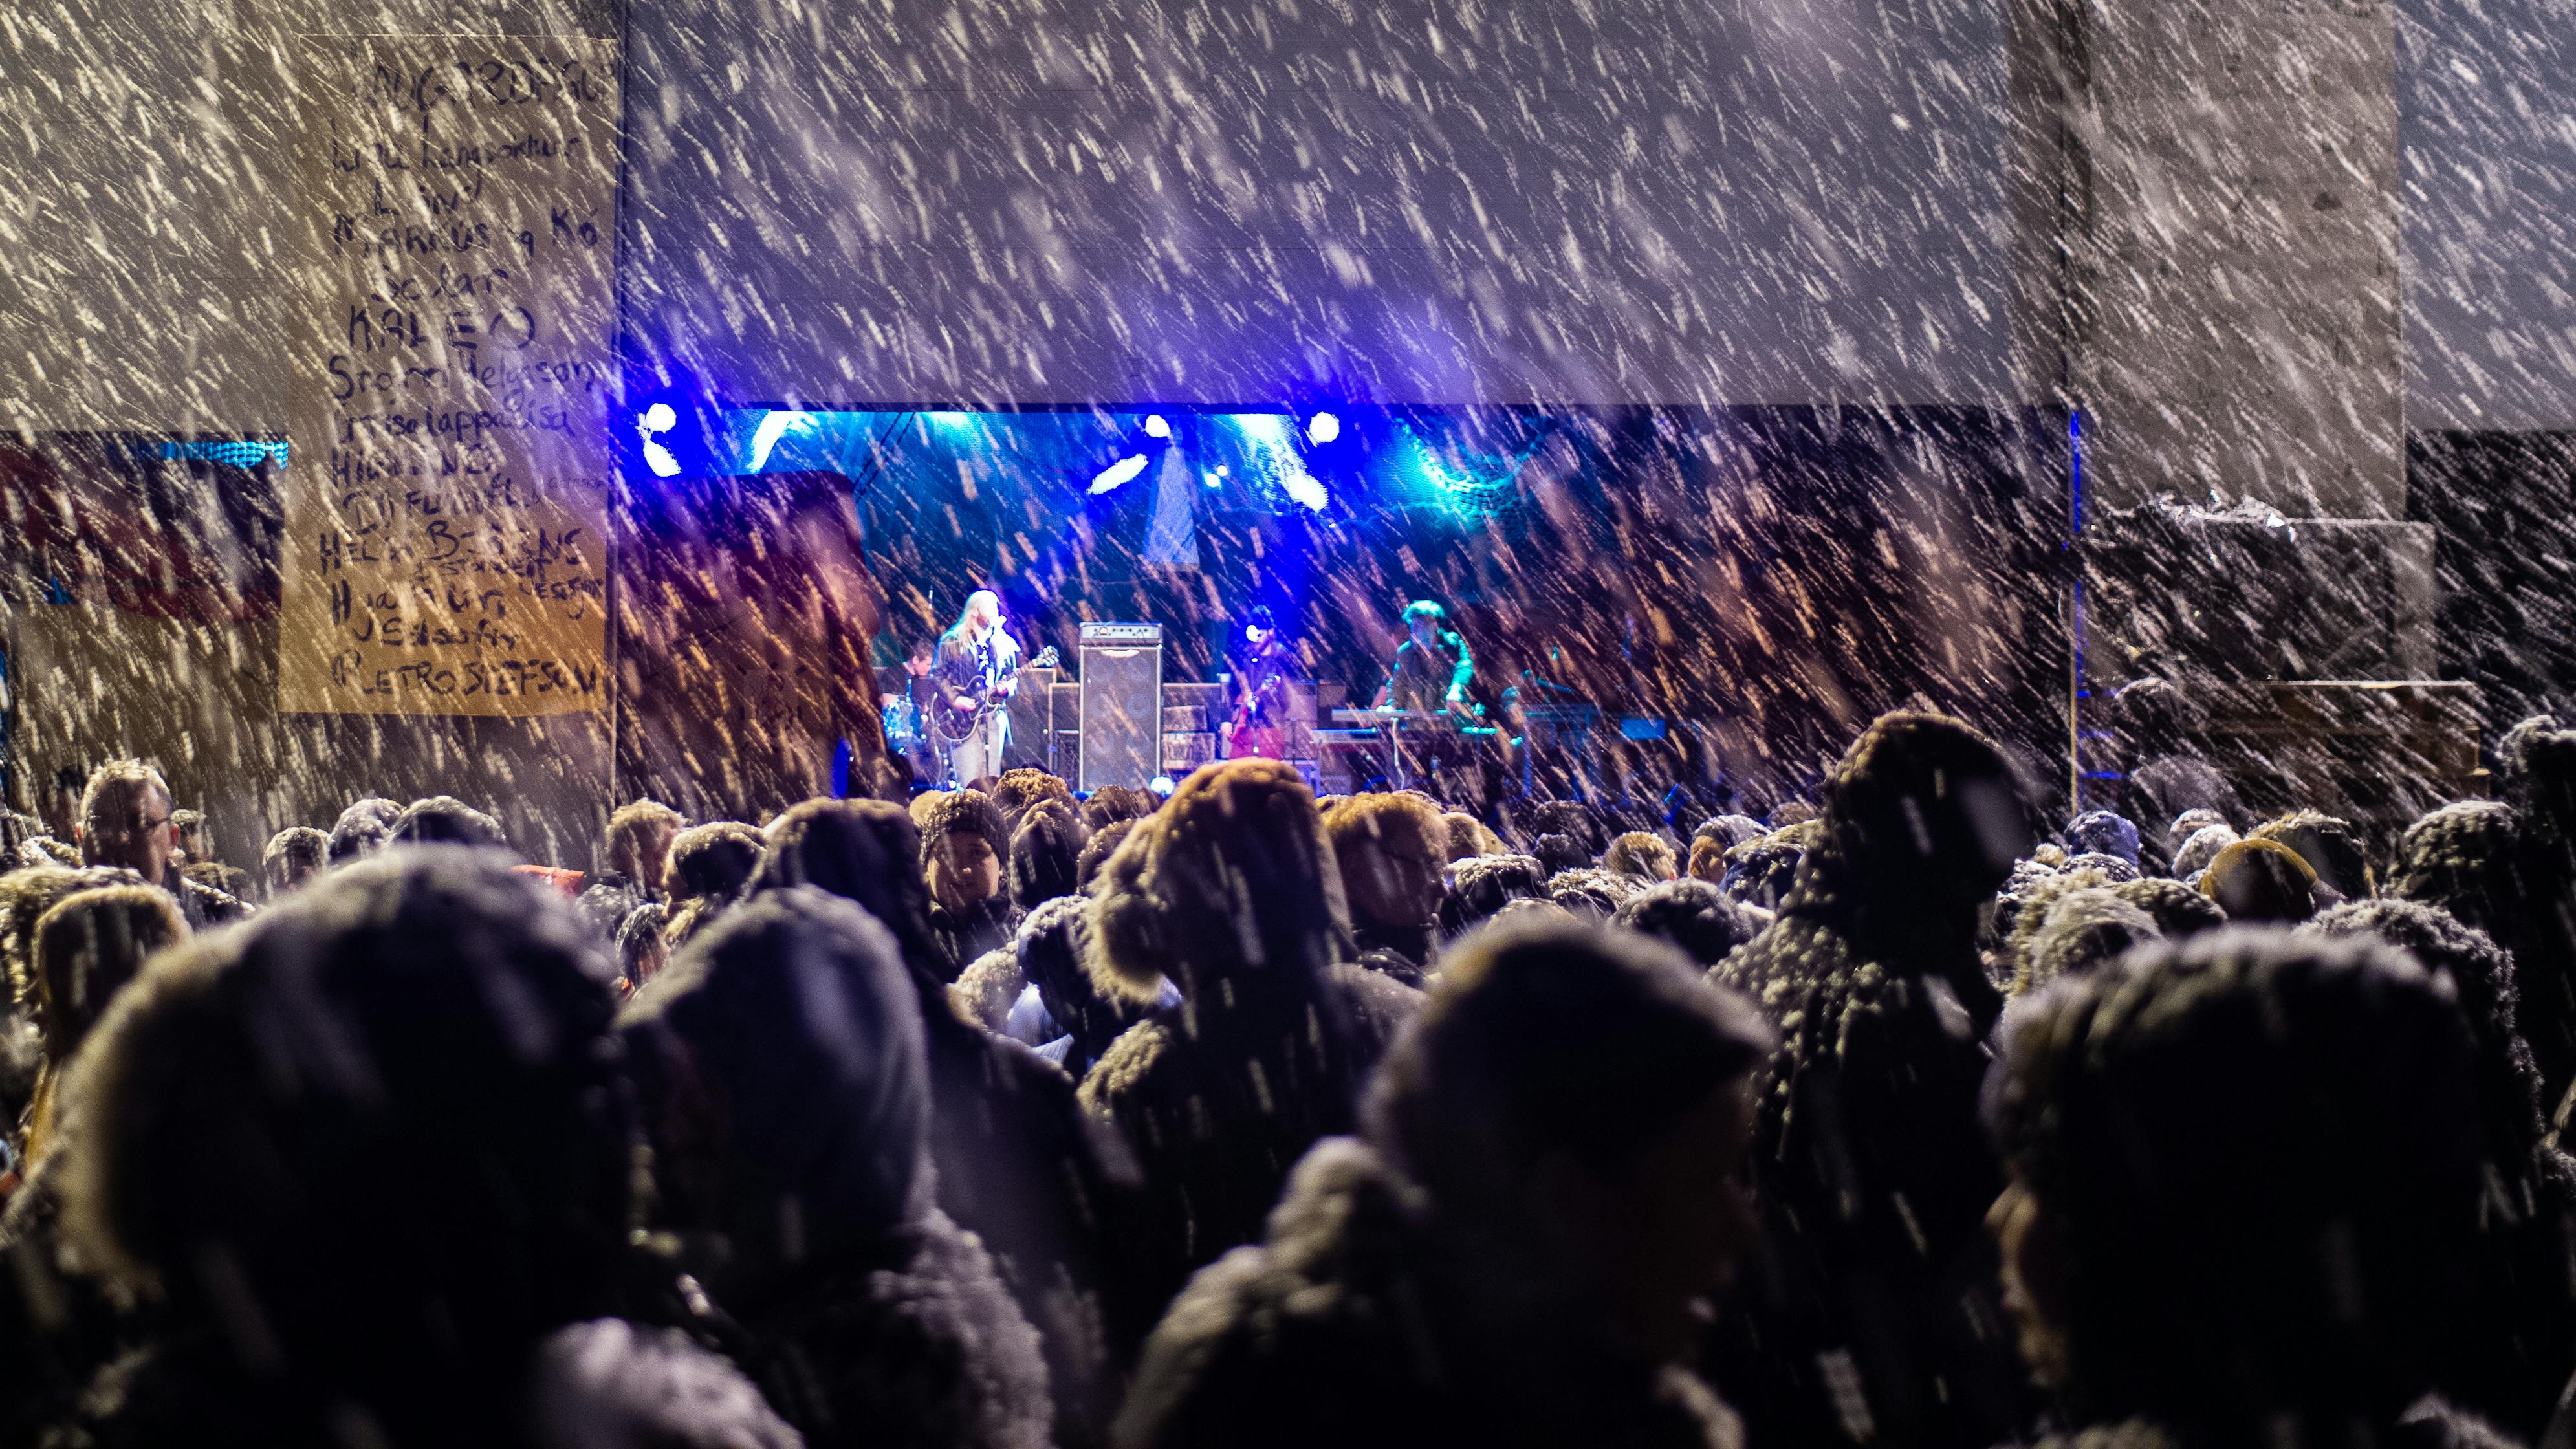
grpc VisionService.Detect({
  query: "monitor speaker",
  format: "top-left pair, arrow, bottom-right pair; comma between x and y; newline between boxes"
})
1003,664 -> 1056,770
1080,624 -> 1164,790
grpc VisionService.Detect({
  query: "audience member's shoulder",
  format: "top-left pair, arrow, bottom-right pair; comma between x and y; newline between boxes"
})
1323,959 -> 1424,1040
1078,1014 -> 1176,1114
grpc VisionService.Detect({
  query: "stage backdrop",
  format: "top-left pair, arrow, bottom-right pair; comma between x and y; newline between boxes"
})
281,35 -> 618,717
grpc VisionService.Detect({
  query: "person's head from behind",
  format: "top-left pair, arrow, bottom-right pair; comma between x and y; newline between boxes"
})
1089,758 -> 1349,1002
263,826 -> 330,899
919,790 -> 1008,913
990,768 -> 1075,832
618,888 -> 927,1287
1323,792 -> 1448,935
1817,712 -> 2033,911
1438,854 -> 1549,939
1611,878 -> 1763,968
1603,831 -> 1677,883
750,797 -> 946,983
391,795 -> 507,851
605,800 -> 685,895
1368,918 -> 1772,1362
1082,784 -> 1155,831
1403,598 -> 1446,650
329,797 -> 402,864
76,761 -> 176,886
617,902 -> 670,995
1983,929 -> 2481,1432
2252,811 -> 2370,900
62,847 -> 631,1426
2199,838 -> 2319,924
667,820 -> 765,905
1009,800 -> 1087,910
33,884 -> 184,1069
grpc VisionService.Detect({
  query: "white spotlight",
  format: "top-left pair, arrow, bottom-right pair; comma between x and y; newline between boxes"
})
639,403 -> 682,477
1144,414 -> 1171,439
1306,411 -> 1340,445
1089,453 -> 1151,494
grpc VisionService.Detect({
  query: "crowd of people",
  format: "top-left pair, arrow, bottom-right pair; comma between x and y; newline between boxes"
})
0,704 -> 2571,1449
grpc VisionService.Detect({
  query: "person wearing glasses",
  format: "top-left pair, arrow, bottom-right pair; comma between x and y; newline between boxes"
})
74,759 -> 246,928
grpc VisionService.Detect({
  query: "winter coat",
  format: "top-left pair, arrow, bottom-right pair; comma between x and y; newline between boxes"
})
676,1207 -> 1051,1449
1996,1400 -> 2517,1449
1080,965 -> 1419,1349
50,1316 -> 801,1449
930,895 -> 1022,974
1703,734 -> 2033,1449
1116,1137 -> 1743,1449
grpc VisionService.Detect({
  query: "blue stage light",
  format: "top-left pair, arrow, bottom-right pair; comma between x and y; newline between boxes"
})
1089,453 -> 1151,494
1306,411 -> 1340,445
927,411 -> 974,430
639,402 -> 682,477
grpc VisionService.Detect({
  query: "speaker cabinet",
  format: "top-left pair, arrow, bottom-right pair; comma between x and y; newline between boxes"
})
1003,664 -> 1057,770
1079,624 -> 1164,790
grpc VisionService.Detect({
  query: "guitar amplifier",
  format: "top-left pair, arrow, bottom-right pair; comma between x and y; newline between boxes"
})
1080,624 -> 1163,790
1004,664 -> 1057,771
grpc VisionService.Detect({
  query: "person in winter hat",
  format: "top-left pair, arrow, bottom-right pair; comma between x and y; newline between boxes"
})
2110,876 -> 2227,940
1117,915 -> 1771,1449
1604,831 -> 1679,884
750,797 -> 1131,1446
2304,899 -> 2576,1436
1437,854 -> 1551,942
1009,800 -> 1089,911
2065,810 -> 2141,867
1014,895 -> 1164,1080
2391,800 -> 2576,1111
53,847 -> 795,1449
2249,810 -> 2371,902
1983,929 -> 2498,1449
2196,838 -> 2322,924
1079,759 -> 1421,1347
327,797 -> 402,864
620,888 -> 1052,1449
1612,878 -> 1765,969
2015,888 -> 2160,996
919,789 -> 1020,969
660,820 -> 766,950
18,884 -> 185,1169
578,801 -> 686,940
1323,791 -> 1451,983
1704,710 -> 2036,1449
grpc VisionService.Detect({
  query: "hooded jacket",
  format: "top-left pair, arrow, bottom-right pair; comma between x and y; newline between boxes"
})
1116,1138 -> 1741,1449
1077,762 -> 1421,1351
1703,713 -> 2035,1449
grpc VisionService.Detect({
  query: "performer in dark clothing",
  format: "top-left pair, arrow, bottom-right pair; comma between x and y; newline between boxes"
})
1223,608 -> 1297,760
1374,600 -> 1476,719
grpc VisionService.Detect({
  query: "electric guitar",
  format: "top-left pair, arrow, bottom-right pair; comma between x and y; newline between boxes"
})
931,644 -> 1057,748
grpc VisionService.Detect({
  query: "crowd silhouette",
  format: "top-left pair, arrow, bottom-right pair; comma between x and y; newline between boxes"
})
3,706 -> 2574,1449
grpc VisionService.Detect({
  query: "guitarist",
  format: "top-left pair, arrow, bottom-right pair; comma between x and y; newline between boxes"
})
933,590 -> 1021,787
1221,606 -> 1296,759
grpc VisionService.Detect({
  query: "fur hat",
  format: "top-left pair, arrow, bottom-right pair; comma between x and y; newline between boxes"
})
1086,759 -> 1349,1003
1324,792 -> 1450,933
327,797 -> 403,863
990,768 -> 1076,829
750,798 -> 950,986
2172,822 -> 2240,882
62,848 -> 629,1413
391,796 -> 507,850
1439,855 -> 1549,939
2112,876 -> 2229,938
2017,887 -> 2160,995
1602,831 -> 1677,882
1610,878 -> 1762,967
667,822 -> 765,901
